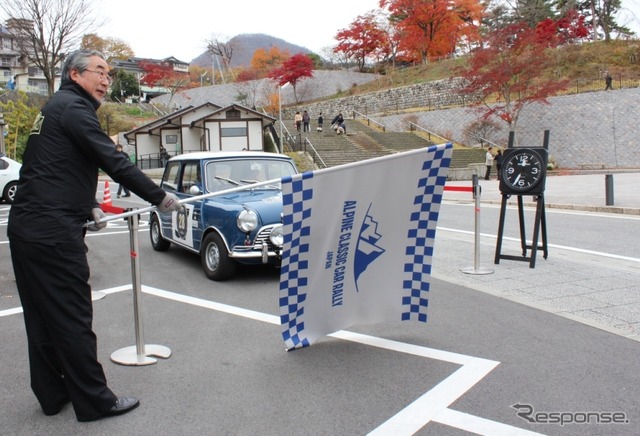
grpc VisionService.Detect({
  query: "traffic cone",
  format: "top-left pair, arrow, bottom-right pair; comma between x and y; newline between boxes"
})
100,180 -> 125,214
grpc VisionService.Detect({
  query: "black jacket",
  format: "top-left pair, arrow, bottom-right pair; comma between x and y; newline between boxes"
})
8,81 -> 165,244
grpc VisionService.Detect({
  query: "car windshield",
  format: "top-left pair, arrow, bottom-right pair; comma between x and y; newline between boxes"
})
205,158 -> 297,193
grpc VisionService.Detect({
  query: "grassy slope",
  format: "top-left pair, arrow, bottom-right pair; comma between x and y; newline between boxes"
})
337,40 -> 640,98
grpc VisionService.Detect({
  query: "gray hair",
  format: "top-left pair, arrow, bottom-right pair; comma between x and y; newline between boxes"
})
61,49 -> 106,82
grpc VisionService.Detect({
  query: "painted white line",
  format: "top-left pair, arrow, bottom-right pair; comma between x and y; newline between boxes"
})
1,284 -> 536,435
433,408 -> 544,435
368,357 -> 501,435
437,226 -> 640,264
142,286 -> 529,435
142,285 -> 278,325
0,307 -> 22,317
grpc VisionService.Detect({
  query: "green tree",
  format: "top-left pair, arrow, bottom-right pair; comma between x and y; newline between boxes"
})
109,69 -> 140,102
0,91 -> 43,161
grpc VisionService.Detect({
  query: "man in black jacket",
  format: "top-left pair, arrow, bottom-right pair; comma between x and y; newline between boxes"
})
7,49 -> 181,422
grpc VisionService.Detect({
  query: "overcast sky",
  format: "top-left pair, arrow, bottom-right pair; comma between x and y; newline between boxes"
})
98,0 -> 640,62
5,0 -> 640,62
100,0 -> 382,61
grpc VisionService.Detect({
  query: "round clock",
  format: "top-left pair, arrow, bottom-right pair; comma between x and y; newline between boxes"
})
499,148 -> 547,194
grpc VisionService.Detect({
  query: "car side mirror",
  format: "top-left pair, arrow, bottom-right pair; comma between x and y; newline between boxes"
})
189,185 -> 202,195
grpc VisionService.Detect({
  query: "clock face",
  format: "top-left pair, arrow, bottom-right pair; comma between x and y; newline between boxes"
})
501,149 -> 545,193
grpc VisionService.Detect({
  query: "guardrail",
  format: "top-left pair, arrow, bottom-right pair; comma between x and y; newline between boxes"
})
353,110 -> 386,132
409,122 -> 452,144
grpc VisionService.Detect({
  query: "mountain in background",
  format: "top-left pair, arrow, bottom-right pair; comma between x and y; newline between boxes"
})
190,33 -> 313,68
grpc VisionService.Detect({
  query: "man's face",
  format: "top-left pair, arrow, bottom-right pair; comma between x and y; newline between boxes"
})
70,55 -> 111,102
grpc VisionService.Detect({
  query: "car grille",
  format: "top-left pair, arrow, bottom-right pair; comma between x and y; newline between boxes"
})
254,225 -> 278,250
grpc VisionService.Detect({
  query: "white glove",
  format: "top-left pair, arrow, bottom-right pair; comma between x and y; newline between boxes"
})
87,207 -> 107,231
157,192 -> 181,213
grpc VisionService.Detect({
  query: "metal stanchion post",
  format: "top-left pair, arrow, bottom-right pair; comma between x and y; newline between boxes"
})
111,212 -> 171,366
605,174 -> 614,206
461,175 -> 494,275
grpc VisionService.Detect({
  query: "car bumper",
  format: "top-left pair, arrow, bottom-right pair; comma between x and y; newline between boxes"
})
230,244 -> 282,263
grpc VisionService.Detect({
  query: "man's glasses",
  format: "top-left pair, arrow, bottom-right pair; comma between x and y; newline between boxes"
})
84,69 -> 113,84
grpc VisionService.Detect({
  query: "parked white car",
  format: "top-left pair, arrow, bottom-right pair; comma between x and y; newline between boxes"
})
0,154 -> 21,204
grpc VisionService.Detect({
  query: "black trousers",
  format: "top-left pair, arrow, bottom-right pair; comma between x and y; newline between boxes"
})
10,239 -> 117,421
484,165 -> 492,180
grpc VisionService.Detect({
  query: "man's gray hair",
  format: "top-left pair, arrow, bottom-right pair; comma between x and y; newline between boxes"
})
61,49 -> 106,82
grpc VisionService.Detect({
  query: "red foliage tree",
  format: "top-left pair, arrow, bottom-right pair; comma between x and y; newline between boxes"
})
334,11 -> 388,71
139,60 -> 190,107
457,22 -> 571,133
535,9 -> 589,46
380,0 -> 484,64
267,53 -> 314,103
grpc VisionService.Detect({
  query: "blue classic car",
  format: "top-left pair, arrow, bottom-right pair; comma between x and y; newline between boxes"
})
149,151 -> 298,280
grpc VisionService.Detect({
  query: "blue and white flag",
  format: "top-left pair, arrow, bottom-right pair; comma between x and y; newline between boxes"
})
279,143 -> 453,350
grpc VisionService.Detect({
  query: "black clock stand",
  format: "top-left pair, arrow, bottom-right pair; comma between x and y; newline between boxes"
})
494,193 -> 548,268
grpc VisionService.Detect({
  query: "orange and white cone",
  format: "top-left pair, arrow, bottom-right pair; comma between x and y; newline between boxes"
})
100,180 -> 125,214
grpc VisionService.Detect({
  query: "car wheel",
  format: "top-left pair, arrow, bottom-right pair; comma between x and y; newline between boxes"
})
201,232 -> 236,281
150,214 -> 171,251
3,181 -> 17,204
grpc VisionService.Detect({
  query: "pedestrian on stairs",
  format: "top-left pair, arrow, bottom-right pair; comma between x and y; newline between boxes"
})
302,110 -> 310,132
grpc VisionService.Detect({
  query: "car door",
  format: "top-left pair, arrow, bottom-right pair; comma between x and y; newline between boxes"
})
171,161 -> 204,252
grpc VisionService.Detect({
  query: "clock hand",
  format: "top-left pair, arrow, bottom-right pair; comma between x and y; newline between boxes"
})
513,173 -> 522,184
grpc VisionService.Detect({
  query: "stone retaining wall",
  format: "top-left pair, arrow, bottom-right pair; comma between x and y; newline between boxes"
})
283,77 -> 469,121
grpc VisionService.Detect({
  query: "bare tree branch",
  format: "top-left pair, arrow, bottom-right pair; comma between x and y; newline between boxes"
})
1,0 -> 101,96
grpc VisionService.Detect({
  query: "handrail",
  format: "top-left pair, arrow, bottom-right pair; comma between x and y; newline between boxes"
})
302,137 -> 328,168
478,137 -> 503,150
408,122 -> 452,144
352,110 -> 386,132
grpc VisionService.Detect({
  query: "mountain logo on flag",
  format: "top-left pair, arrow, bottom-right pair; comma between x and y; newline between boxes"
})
354,204 -> 385,291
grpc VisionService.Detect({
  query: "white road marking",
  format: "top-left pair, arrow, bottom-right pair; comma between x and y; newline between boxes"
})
1,285 -> 541,434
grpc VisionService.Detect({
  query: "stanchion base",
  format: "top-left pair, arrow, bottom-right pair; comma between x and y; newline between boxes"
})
460,267 -> 495,275
110,344 -> 172,366
91,291 -> 107,301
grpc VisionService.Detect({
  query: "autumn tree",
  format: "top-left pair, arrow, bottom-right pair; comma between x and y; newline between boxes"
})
267,53 -> 314,103
334,11 -> 388,71
139,60 -> 190,109
535,9 -> 589,46
457,22 -> 571,134
81,34 -> 134,62
1,0 -> 100,96
250,47 -> 290,78
380,0 -> 484,63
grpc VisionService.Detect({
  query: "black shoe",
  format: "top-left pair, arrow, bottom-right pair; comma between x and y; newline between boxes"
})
106,397 -> 139,417
122,194 -> 131,197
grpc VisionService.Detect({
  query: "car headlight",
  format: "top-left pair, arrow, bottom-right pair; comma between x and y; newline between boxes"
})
269,225 -> 284,247
237,209 -> 258,233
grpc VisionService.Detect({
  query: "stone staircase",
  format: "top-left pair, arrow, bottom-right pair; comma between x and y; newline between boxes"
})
281,119 -> 486,174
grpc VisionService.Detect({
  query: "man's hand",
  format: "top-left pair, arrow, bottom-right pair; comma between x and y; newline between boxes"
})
87,207 -> 107,231
157,192 -> 181,213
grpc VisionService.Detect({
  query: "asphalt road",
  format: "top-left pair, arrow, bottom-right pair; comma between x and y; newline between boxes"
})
1,204 -> 639,435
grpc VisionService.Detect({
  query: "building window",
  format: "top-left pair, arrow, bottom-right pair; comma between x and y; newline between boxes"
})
166,134 -> 178,144
220,127 -> 247,137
